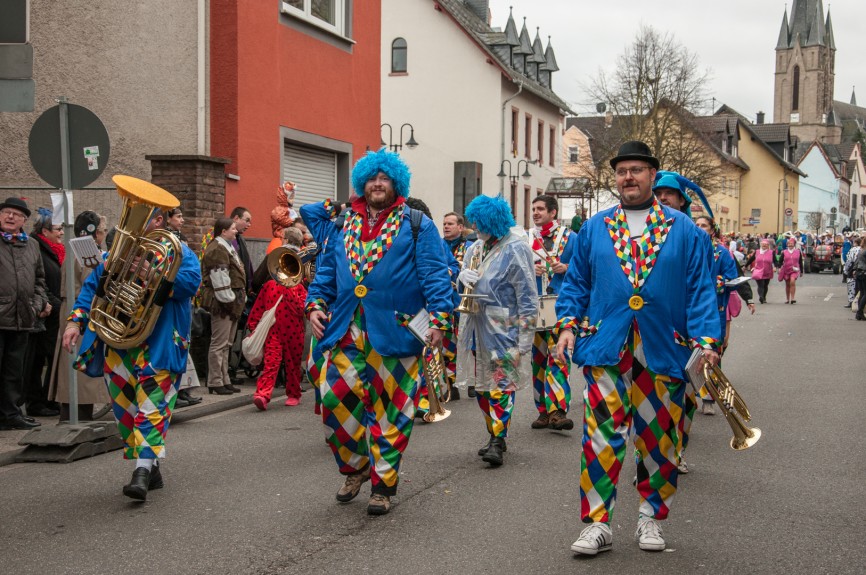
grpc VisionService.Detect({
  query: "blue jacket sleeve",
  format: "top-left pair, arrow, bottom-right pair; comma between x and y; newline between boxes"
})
305,234 -> 338,311
171,244 -> 202,301
554,225 -> 591,332
414,217 -> 454,327
300,200 -> 341,248
687,231 -> 724,346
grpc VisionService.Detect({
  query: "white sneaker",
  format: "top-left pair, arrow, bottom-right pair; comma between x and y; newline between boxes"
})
677,459 -> 689,474
701,400 -> 716,415
570,523 -> 613,556
635,517 -> 666,551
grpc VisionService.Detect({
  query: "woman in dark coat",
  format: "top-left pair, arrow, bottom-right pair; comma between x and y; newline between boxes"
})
22,209 -> 64,416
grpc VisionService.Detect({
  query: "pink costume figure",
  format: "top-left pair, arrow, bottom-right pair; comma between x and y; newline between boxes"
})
777,239 -> 803,304
247,278 -> 308,409
750,243 -> 775,304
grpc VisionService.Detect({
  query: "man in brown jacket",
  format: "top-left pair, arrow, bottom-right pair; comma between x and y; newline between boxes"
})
0,197 -> 51,430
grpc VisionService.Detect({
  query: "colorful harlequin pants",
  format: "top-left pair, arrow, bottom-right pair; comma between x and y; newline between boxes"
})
442,322 -> 458,389
678,386 -> 698,460
580,326 -> 685,522
319,313 -> 420,496
531,329 -> 571,414
254,328 -> 304,403
476,388 -> 515,438
104,347 -> 182,460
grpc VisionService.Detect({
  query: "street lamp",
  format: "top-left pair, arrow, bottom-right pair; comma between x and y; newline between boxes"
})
777,176 -> 789,233
380,122 -> 418,152
497,159 -> 536,185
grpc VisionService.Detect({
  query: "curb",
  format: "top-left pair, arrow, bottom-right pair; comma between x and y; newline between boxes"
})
0,393 -> 252,468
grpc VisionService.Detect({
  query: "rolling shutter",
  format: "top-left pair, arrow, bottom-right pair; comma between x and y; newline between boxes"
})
282,143 -> 337,207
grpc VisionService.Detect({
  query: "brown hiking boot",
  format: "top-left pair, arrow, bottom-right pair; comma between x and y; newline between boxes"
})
367,493 -> 391,515
335,467 -> 371,503
531,412 -> 550,429
548,409 -> 574,430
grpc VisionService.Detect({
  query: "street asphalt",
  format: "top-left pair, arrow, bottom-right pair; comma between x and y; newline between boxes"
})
0,271 -> 863,575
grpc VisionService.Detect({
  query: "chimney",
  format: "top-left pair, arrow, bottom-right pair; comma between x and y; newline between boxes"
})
756,111 -> 765,125
604,111 -> 613,128
464,0 -> 491,24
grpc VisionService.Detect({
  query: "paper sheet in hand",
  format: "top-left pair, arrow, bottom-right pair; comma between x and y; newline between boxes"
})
407,308 -> 429,344
684,347 -> 706,394
725,276 -> 752,287
69,236 -> 103,269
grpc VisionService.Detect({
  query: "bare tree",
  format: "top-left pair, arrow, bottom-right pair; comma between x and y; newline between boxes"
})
804,211 -> 824,233
580,26 -> 723,203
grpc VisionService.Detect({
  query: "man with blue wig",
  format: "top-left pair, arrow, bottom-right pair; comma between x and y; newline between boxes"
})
301,149 -> 453,516
455,194 -> 537,467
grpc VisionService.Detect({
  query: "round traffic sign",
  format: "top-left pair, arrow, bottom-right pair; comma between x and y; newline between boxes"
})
28,103 -> 110,189
784,207 -> 793,216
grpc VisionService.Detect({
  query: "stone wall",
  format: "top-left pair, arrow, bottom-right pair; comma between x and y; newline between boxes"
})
147,155 -> 230,253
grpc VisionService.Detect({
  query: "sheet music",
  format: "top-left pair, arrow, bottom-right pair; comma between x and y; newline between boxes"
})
725,276 -> 752,287
69,236 -> 103,269
407,308 -> 429,343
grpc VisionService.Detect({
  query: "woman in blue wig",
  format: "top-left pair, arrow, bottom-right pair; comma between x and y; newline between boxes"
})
455,195 -> 537,467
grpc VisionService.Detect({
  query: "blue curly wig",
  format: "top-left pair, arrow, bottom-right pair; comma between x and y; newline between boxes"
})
464,195 -> 515,239
351,148 -> 411,198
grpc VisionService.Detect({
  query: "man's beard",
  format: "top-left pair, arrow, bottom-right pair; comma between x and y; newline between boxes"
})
368,189 -> 396,210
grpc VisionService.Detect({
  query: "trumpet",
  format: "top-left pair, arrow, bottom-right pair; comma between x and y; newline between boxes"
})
702,362 -> 762,450
422,344 -> 451,423
455,243 -> 483,314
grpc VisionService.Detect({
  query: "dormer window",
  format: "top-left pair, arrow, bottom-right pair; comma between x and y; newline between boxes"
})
391,38 -> 407,73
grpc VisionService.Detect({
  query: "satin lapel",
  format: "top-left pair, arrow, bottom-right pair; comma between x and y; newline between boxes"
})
342,206 -> 403,282
633,200 -> 673,288
605,207 -> 636,287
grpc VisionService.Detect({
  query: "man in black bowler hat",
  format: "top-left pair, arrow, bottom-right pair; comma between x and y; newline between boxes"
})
0,197 -> 51,430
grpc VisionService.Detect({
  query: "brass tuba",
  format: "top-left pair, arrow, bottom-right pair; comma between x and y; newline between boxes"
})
702,362 -> 762,450
421,344 -> 451,423
266,243 -> 319,287
89,175 -> 183,349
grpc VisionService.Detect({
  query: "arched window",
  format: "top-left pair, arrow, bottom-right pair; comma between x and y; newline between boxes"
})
391,38 -> 407,73
792,65 -> 800,111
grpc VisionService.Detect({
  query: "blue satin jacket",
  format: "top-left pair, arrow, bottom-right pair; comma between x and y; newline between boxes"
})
72,243 -> 201,377
555,204 -> 722,380
302,201 -> 453,357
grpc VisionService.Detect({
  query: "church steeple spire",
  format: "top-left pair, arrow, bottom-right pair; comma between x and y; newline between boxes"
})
853,87 -> 858,107
776,8 -> 790,49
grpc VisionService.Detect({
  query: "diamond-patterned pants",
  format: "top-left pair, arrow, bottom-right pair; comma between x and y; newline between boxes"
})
679,386 -> 698,460
442,322 -> 458,388
104,347 -> 182,460
580,327 -> 685,522
531,329 -> 571,414
476,388 -> 515,438
319,314 -> 420,496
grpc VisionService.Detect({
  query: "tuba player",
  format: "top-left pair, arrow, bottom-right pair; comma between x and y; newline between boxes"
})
63,179 -> 201,501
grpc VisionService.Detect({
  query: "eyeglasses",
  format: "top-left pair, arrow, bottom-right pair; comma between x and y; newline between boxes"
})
0,210 -> 26,219
614,166 -> 651,178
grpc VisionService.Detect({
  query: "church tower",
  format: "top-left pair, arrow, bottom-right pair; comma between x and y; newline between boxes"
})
773,0 -> 841,143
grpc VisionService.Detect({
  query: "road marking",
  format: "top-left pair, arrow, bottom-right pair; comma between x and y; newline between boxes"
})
824,293 -> 834,301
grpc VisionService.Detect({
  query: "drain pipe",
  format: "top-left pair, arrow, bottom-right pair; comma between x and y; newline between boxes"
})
500,80 -> 524,196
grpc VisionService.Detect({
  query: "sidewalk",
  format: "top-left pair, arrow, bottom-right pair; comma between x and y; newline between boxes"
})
0,379 -> 258,467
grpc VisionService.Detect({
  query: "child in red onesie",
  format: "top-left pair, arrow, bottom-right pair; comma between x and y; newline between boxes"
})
248,228 -> 308,410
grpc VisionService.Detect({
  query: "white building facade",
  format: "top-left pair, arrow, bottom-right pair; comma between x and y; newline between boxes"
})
381,0 -> 571,228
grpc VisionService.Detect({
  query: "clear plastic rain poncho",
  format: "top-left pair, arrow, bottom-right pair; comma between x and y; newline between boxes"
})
455,231 -> 538,393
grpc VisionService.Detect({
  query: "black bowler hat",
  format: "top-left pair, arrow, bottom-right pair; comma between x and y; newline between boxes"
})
609,140 -> 660,170
0,197 -> 31,218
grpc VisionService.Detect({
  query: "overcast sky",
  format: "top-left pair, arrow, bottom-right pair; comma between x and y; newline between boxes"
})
487,0 -> 865,122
